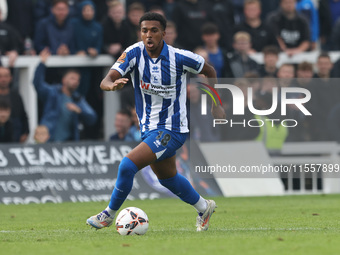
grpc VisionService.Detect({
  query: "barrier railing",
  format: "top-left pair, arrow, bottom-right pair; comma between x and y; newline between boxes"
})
270,142 -> 340,194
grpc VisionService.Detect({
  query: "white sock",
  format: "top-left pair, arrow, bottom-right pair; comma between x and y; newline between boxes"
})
193,196 -> 208,214
105,206 -> 117,219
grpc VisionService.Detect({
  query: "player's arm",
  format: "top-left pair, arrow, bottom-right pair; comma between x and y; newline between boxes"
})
100,69 -> 129,91
199,62 -> 226,119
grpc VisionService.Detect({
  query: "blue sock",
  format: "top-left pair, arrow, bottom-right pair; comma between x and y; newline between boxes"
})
159,172 -> 200,205
109,157 -> 139,210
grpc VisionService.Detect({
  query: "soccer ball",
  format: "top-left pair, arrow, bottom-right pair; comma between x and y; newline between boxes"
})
115,207 -> 149,235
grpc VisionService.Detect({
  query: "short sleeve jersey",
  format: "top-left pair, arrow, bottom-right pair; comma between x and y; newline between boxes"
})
111,41 -> 205,133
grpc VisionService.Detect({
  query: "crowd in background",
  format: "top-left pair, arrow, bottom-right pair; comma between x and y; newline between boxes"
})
1,0 -> 340,148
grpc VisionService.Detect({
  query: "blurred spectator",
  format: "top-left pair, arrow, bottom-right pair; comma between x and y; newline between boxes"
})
327,103 -> 340,142
0,67 -> 29,142
164,0 -> 176,20
220,79 -> 260,141
201,23 -> 225,78
109,109 -> 134,141
33,48 -> 97,142
34,0 -> 75,55
34,0 -> 85,23
234,0 -> 277,53
329,17 -> 340,50
0,97 -> 13,143
224,32 -> 260,78
208,0 -> 235,52
72,0 -> 103,96
315,52 -> 333,79
164,21 -> 181,48
186,83 -> 219,142
232,0 -> 245,23
309,56 -> 339,141
259,46 -> 280,77
127,107 -> 141,142
126,2 -> 145,44
319,0 -> 333,50
102,1 -> 130,58
0,9 -> 22,66
295,61 -> 314,88
34,125 -> 50,144
276,63 -> 295,88
6,0 -> 35,52
254,91 -> 288,150
266,0 -> 310,56
172,0 -> 209,51
72,1 -> 102,57
295,0 -> 319,50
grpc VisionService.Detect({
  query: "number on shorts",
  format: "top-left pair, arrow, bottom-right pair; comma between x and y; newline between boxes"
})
161,134 -> 171,146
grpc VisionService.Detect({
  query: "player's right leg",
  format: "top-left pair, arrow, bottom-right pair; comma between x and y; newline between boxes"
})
86,142 -> 156,229
150,156 -> 217,231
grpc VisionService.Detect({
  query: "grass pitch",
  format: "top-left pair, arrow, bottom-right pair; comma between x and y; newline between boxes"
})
1,195 -> 340,255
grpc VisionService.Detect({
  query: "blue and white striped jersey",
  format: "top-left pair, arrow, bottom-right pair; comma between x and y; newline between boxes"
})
111,41 -> 205,133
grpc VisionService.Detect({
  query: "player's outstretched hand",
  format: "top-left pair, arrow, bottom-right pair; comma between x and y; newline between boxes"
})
101,78 -> 129,91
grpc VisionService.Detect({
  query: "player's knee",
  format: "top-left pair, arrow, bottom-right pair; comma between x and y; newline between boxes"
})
117,157 -> 139,179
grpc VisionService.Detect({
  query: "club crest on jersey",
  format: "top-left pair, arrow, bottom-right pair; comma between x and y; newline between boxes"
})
117,52 -> 126,63
152,74 -> 160,84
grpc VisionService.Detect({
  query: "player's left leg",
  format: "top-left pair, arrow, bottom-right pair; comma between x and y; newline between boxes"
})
150,155 -> 217,231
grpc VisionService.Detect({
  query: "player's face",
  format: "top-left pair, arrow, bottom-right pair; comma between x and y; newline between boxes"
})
62,72 -> 80,92
141,20 -> 165,54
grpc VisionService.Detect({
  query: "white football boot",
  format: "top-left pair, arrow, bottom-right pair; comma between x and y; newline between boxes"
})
86,210 -> 113,229
196,200 -> 217,231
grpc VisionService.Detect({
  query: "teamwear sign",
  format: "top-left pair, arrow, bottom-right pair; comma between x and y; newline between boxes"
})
0,141 -> 222,205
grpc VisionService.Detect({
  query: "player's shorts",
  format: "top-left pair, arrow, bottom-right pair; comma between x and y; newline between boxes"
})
141,129 -> 188,162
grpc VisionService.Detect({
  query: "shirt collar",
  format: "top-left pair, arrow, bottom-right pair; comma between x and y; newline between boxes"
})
143,40 -> 168,62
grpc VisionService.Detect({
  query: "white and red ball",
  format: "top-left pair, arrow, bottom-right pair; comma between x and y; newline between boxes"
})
115,207 -> 149,235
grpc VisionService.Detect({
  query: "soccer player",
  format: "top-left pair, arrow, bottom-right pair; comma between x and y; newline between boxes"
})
86,12 -> 225,231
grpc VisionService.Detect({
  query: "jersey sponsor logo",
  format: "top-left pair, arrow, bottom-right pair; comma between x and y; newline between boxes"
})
140,80 -> 176,99
141,80 -> 150,90
117,52 -> 127,63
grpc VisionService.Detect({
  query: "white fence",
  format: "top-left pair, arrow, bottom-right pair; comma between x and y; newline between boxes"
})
271,142 -> 340,194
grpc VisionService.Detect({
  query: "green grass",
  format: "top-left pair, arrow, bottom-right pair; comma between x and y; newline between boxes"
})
1,195 -> 340,255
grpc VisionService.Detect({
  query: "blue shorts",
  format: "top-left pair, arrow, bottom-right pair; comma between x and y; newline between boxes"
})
141,129 -> 188,162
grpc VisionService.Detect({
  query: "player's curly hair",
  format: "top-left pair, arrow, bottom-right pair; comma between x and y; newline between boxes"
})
139,12 -> 167,31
